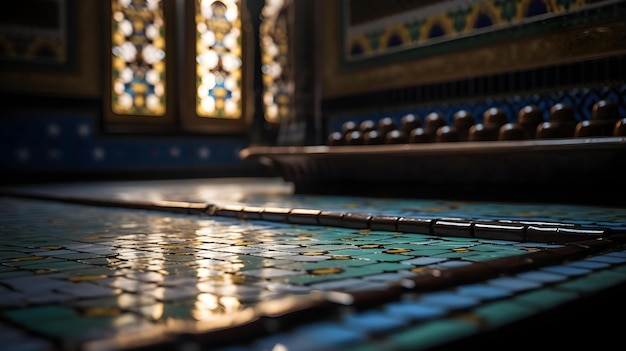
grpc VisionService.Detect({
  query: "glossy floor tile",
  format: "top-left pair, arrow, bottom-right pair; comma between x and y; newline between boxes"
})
1,178 -> 625,351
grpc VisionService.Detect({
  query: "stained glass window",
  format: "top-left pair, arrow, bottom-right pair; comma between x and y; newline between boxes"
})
195,0 -> 243,119
260,0 -> 292,124
111,0 -> 166,116
106,0 -> 280,135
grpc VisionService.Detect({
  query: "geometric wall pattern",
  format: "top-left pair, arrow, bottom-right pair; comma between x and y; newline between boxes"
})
111,0 -> 167,116
328,84 -> 626,134
0,113 -> 247,173
195,0 -> 244,119
344,0 -> 619,62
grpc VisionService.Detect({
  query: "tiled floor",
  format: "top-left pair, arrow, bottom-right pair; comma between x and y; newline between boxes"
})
1,178 -> 625,351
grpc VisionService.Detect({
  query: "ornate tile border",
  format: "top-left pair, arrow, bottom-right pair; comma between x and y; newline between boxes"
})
341,0 -> 623,64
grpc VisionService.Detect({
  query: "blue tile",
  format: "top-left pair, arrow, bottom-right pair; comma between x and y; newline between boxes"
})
456,284 -> 512,300
567,260 -> 610,270
291,322 -> 367,347
383,301 -> 447,321
386,319 -> 478,351
590,252 -> 626,264
515,270 -> 567,284
341,311 -> 406,333
486,277 -> 542,292
540,265 -> 590,277
418,292 -> 480,310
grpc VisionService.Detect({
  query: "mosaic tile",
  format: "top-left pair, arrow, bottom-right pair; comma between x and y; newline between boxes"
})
147,286 -> 203,302
400,257 -> 448,266
431,260 -> 472,269
512,288 -> 578,310
540,265 -> 591,277
557,270 -> 626,293
2,305 -> 79,326
384,319 -> 478,351
455,284 -> 512,301
486,277 -> 543,293
0,181 -> 625,351
593,251 -> 626,263
238,268 -> 302,279
0,291 -> 28,308
567,259 -> 611,270
364,262 -> 413,272
514,271 -> 567,284
3,257 -> 63,268
273,259 -> 374,273
418,291 -> 481,310
0,270 -> 35,280
361,271 -> 416,283
341,311 -> 406,333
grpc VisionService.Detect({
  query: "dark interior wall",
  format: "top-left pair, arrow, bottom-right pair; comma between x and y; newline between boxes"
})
322,56 -> 626,137
0,98 -> 267,184
318,0 -> 626,136
0,0 -> 272,184
1,1 -> 624,185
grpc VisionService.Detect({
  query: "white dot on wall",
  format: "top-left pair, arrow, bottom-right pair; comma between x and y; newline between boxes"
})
77,124 -> 91,138
198,147 -> 210,160
48,148 -> 62,160
93,147 -> 105,161
47,123 -> 61,138
169,147 -> 181,158
16,148 -> 30,162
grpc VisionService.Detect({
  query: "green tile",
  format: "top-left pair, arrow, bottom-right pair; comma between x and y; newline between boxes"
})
2,305 -> 79,326
29,260 -> 91,271
278,274 -> 341,285
470,244 -> 527,252
464,251 -> 525,262
387,318 -> 478,350
383,243 -> 440,251
432,251 -> 482,259
330,249 -> 385,256
472,300 -> 536,327
430,241 -> 475,248
0,265 -> 15,273
76,257 -> 112,265
276,259 -> 372,271
365,262 -> 414,272
32,313 -> 144,338
513,288 -> 578,310
613,265 -> 626,274
0,251 -> 35,261
160,303 -> 196,320
357,253 -> 409,262
342,341 -> 387,351
556,270 -> 626,293
293,264 -> 390,281
4,257 -> 65,268
403,249 -> 450,256
395,233 -> 436,241
0,270 -> 34,279
54,253 -> 106,260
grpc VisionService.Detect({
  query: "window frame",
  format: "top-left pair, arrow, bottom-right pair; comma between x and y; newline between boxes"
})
177,0 -> 255,134
103,0 -> 253,135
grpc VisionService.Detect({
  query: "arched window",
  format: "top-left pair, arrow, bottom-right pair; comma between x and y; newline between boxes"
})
104,0 -> 259,134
